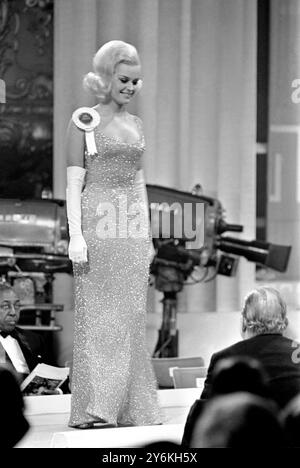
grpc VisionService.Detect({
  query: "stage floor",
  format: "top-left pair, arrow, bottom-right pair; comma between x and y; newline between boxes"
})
17,388 -> 201,448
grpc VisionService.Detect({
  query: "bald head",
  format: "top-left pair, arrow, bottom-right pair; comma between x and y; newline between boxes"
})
0,284 -> 20,333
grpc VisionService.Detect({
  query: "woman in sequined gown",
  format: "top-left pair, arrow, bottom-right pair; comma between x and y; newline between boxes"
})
65,41 -> 161,428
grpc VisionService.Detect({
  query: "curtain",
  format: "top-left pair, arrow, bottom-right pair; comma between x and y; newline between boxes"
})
54,0 -> 257,317
267,0 -> 300,282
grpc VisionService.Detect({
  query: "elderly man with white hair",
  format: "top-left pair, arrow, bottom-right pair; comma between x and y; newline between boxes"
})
201,287 -> 300,408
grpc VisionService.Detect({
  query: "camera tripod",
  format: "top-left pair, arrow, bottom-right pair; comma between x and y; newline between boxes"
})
153,291 -> 179,357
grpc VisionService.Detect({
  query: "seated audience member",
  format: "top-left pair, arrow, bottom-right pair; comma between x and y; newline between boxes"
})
201,287 -> 300,408
0,365 -> 29,447
0,283 -> 48,382
280,393 -> 300,447
181,398 -> 206,448
188,392 -> 284,448
181,356 -> 270,447
0,283 -> 68,394
210,356 -> 270,398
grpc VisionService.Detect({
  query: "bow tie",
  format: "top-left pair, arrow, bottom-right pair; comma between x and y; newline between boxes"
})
0,330 -> 17,339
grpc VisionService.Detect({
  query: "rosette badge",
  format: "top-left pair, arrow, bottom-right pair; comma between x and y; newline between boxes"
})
72,107 -> 101,155
72,107 -> 101,132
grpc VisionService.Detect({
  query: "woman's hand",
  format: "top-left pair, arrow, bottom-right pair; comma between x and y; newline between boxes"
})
68,234 -> 88,263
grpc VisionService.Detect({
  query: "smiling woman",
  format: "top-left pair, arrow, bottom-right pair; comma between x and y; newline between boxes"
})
83,40 -> 142,103
92,61 -> 142,144
65,40 -> 161,429
110,63 -> 142,106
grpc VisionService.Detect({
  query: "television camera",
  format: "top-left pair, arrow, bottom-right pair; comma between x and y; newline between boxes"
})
147,184 -> 291,358
0,189 -> 291,356
0,198 -> 71,332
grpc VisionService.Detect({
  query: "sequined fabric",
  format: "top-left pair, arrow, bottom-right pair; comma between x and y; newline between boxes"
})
69,117 -> 162,427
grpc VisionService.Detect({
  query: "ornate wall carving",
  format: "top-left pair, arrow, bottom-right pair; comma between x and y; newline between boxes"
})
0,0 -> 53,198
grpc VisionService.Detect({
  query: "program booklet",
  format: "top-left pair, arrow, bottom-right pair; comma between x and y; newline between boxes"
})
21,363 -> 69,396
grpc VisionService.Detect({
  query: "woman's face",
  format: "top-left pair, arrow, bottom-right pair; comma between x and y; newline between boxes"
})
110,63 -> 142,106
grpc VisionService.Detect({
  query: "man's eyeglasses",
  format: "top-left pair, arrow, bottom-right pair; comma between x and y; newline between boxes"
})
0,301 -> 21,312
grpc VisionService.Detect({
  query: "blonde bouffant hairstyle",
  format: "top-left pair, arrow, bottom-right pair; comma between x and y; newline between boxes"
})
83,40 -> 142,102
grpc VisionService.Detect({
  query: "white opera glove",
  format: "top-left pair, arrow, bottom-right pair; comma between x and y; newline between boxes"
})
66,166 -> 88,263
135,169 -> 156,263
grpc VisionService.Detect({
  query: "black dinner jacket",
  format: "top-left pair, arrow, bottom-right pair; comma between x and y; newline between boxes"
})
1,326 -> 47,374
201,333 -> 300,408
1,327 -> 70,392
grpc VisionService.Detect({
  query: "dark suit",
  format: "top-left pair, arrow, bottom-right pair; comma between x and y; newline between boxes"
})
201,333 -> 300,408
1,327 -> 70,393
0,326 -> 47,379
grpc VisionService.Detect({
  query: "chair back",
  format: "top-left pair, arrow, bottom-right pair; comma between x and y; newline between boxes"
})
172,366 -> 208,389
151,357 -> 205,388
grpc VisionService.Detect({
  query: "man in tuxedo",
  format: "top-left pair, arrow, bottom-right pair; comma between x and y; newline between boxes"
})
0,283 -> 48,383
201,286 -> 300,408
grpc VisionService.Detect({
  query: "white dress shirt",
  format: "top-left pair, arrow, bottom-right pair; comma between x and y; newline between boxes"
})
0,334 -> 30,374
